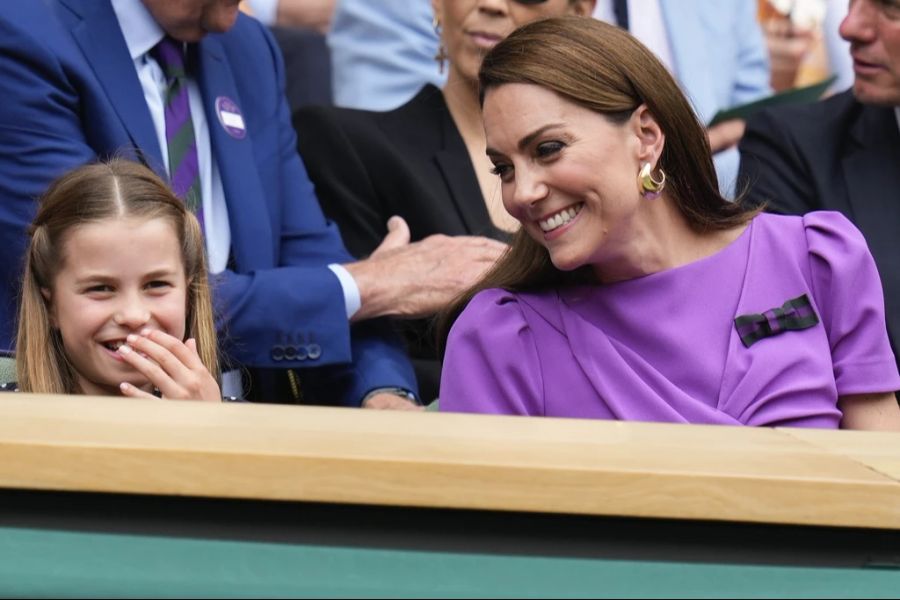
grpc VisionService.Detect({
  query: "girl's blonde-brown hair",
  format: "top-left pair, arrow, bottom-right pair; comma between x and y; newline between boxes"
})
16,159 -> 218,394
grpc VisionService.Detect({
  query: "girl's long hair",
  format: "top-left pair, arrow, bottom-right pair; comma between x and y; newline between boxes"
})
16,159 -> 218,393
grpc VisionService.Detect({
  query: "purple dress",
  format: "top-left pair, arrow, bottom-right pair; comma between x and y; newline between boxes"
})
440,212 -> 900,427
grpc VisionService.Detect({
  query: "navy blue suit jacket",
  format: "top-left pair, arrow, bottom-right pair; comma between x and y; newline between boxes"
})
0,0 -> 416,404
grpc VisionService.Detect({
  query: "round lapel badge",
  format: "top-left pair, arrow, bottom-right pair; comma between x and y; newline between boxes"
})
215,96 -> 247,139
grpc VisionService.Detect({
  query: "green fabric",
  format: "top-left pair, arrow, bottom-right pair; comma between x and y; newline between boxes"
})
0,356 -> 15,385
0,527 -> 897,598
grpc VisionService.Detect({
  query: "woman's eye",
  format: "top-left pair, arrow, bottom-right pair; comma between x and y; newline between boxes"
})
146,280 -> 172,290
490,163 -> 512,179
536,141 -> 564,158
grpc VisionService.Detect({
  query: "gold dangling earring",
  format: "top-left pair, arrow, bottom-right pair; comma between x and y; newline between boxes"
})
433,17 -> 447,75
638,162 -> 666,199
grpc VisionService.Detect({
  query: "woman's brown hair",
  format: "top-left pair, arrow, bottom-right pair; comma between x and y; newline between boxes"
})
438,16 -> 759,353
16,159 -> 218,394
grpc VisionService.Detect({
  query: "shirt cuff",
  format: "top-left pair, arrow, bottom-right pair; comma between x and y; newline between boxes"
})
362,387 -> 420,406
328,263 -> 361,320
246,0 -> 278,25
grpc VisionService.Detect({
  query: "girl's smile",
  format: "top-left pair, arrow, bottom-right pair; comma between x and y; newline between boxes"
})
44,216 -> 188,396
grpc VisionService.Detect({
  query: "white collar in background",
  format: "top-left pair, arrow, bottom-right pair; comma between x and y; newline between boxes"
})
110,0 -> 166,61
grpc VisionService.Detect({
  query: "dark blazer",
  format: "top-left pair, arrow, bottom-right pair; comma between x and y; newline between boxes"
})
0,0 -> 416,405
270,25 -> 332,111
294,85 -> 509,400
294,85 -> 507,257
738,90 -> 900,365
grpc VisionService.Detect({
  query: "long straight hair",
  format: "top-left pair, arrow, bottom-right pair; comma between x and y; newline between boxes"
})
438,17 -> 760,353
16,159 -> 219,394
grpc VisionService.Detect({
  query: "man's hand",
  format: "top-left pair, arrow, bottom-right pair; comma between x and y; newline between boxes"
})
763,17 -> 816,92
362,392 -> 425,411
707,119 -> 746,154
345,216 -> 507,321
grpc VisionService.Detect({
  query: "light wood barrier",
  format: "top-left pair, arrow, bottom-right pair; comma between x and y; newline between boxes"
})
0,393 -> 898,530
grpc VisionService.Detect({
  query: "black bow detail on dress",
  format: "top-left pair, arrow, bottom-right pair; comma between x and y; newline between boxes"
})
734,294 -> 820,348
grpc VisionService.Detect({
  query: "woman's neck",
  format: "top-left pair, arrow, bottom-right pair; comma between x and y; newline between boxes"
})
593,197 -> 748,284
442,70 -> 484,142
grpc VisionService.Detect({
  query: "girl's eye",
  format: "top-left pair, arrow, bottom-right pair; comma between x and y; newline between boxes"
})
146,280 -> 172,290
85,285 -> 113,295
536,141 -> 565,158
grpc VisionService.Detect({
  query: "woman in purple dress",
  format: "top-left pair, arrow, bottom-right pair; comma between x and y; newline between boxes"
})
438,17 -> 900,430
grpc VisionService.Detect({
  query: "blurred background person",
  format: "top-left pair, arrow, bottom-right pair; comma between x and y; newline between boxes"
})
757,0 -> 853,92
327,0 -> 770,197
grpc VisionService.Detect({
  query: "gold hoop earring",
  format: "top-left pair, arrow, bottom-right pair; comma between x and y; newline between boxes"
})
433,17 -> 447,74
638,162 -> 666,199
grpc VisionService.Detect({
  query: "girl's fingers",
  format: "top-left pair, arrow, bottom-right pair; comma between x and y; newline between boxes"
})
117,330 -> 221,402
118,343 -> 184,399
133,329 -> 204,374
119,382 -> 159,400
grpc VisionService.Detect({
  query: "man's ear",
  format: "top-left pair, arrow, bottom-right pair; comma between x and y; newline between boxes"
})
41,288 -> 58,328
631,104 -> 665,166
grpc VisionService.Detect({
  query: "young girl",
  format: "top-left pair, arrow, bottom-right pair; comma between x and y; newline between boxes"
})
13,159 -> 221,401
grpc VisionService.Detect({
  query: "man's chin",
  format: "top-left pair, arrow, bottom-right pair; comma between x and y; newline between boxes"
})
852,81 -> 900,107
201,9 -> 240,35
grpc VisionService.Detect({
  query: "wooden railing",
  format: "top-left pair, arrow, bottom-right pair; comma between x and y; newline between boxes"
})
0,393 -> 898,529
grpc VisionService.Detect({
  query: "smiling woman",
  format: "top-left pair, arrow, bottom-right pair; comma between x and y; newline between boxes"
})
14,160 -> 221,402
437,16 -> 900,431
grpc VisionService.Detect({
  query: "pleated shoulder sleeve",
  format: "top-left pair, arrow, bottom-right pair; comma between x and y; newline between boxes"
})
804,211 -> 900,395
439,289 -> 544,416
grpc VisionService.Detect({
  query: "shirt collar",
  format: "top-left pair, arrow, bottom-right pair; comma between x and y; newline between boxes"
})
110,0 -> 166,61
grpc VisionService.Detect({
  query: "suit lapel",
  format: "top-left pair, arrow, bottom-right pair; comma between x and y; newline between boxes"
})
842,105 -> 900,264
196,36 -> 273,270
432,94 -> 499,238
64,0 -> 163,172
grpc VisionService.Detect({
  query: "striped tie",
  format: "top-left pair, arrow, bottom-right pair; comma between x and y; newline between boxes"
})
151,37 -> 203,228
